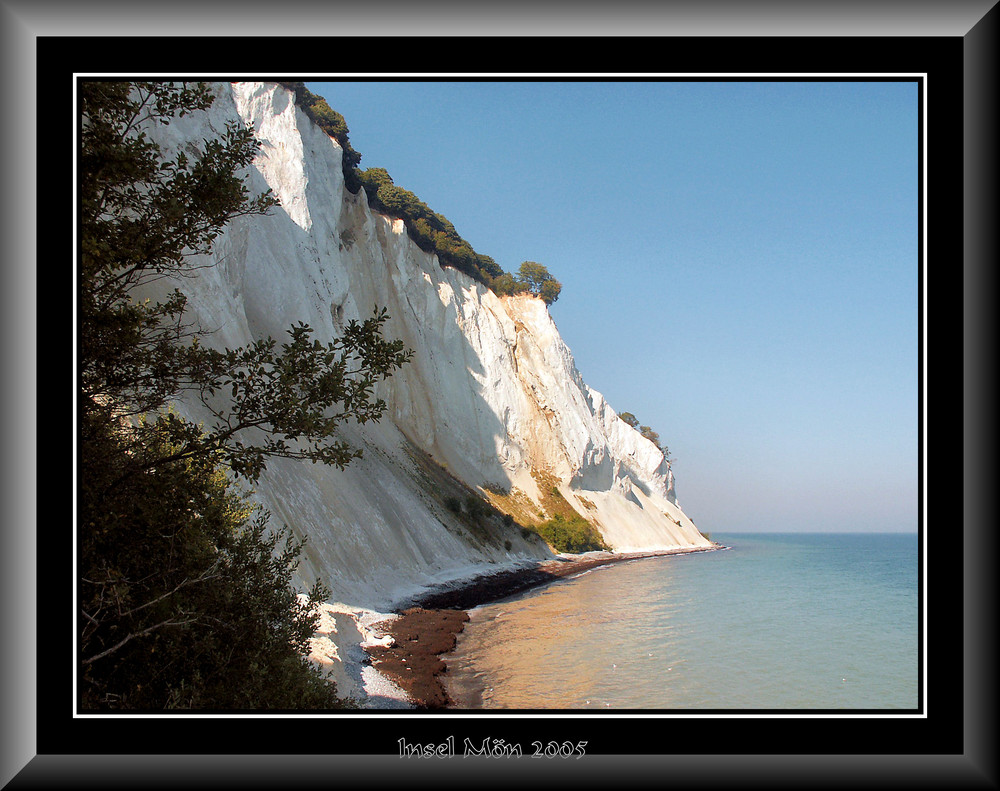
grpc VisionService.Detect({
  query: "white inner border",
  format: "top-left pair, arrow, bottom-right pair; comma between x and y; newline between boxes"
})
72,72 -> 928,721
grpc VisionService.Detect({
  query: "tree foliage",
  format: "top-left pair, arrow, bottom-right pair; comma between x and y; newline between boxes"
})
617,411 -> 671,461
277,81 -> 363,188
639,425 -> 661,448
79,415 -> 346,710
517,261 -> 561,305
639,426 -> 671,461
357,166 -> 500,286
618,411 -> 639,428
78,81 -> 410,709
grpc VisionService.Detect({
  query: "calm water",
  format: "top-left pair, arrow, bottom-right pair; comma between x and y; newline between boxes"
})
444,533 -> 920,710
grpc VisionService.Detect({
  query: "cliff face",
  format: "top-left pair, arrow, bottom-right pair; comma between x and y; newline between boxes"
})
143,82 -> 711,610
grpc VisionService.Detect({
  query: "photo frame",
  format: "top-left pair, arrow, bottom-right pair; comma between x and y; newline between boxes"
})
7,1 -> 991,786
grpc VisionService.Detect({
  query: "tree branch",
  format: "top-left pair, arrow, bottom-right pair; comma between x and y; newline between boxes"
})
82,617 -> 198,666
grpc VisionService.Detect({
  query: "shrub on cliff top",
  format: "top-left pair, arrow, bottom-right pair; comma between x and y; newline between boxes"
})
280,83 -> 562,304
277,81 -> 362,176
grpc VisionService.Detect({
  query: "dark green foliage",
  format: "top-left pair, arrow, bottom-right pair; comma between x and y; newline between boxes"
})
277,82 -> 363,175
78,80 -> 410,709
80,81 -> 280,420
517,261 -> 562,305
79,415 -> 348,710
639,426 -> 670,461
357,166 -> 495,284
80,81 -> 412,484
531,515 -> 609,554
489,272 -> 528,298
537,278 -> 562,305
476,254 -> 503,280
280,84 -> 564,303
464,495 -> 489,521
183,313 -> 410,482
356,167 -> 393,204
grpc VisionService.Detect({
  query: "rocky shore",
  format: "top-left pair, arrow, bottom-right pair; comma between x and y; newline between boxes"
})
365,546 -> 721,708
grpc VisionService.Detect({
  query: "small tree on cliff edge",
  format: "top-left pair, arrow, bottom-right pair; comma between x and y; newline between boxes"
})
517,260 -> 562,305
78,81 -> 411,709
619,412 -> 639,428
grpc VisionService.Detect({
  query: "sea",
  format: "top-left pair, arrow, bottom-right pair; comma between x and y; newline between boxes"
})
443,532 -> 920,710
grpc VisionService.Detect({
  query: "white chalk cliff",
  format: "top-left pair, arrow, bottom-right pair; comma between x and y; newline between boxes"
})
143,82 -> 712,611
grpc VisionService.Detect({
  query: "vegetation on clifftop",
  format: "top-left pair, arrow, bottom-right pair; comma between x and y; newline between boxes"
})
618,411 -> 672,463
277,81 -> 561,305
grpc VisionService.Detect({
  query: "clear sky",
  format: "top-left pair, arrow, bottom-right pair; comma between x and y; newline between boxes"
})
306,79 -> 920,534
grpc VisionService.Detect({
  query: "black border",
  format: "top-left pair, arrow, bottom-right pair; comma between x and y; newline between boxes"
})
5,4 -> 990,786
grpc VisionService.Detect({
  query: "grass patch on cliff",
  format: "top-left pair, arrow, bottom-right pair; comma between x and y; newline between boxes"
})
530,514 -> 609,554
526,470 -> 609,553
400,441 -> 540,552
533,470 -> 585,522
481,483 -> 543,529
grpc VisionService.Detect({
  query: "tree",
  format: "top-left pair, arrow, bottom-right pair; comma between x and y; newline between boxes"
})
78,81 -> 411,709
80,82 -> 279,419
619,412 -> 670,461
619,412 -> 639,428
80,81 -> 411,484
639,425 -> 671,463
475,253 -> 503,280
639,425 -> 661,447
284,86 -> 564,305
538,278 -> 562,305
79,415 -> 345,709
517,261 -> 561,305
358,166 -> 395,205
489,271 -> 522,297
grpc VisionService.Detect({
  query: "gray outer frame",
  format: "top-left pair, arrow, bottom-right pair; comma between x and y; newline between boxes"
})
7,1 -> 995,787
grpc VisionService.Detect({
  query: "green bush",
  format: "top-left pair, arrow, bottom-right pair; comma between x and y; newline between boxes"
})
464,495 -> 489,520
532,515 -> 608,554
79,412 -> 349,710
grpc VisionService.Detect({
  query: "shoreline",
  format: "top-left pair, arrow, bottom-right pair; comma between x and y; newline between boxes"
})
365,544 -> 723,709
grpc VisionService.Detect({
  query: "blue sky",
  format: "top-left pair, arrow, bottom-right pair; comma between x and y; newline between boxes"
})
306,80 -> 920,533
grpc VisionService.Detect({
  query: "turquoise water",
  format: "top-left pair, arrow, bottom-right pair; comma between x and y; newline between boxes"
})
444,533 -> 920,710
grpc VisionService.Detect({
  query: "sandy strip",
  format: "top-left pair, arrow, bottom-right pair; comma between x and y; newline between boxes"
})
365,545 -> 723,708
